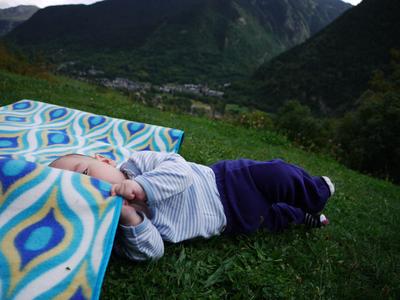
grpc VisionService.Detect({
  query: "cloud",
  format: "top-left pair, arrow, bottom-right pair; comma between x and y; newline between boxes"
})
342,0 -> 362,5
0,0 -> 363,10
0,0 -> 102,9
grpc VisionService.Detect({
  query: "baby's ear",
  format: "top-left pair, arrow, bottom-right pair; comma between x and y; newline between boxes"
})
94,154 -> 117,167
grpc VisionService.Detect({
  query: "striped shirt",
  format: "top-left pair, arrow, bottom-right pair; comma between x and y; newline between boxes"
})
113,151 -> 226,261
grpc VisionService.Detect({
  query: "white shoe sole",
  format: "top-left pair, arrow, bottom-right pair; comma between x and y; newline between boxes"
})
322,176 -> 335,196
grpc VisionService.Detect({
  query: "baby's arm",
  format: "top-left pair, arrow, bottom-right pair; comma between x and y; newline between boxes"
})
114,204 -> 164,261
124,151 -> 194,205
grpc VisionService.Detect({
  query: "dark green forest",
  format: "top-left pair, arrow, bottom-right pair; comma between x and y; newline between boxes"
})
228,0 -> 400,116
272,49 -> 400,184
4,0 -> 350,84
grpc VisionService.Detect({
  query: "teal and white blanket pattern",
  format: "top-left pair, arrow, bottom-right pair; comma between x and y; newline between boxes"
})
0,100 -> 184,299
0,100 -> 184,164
0,158 -> 122,300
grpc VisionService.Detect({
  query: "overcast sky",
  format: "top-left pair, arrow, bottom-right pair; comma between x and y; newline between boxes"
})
0,0 -> 363,9
0,0 -> 98,8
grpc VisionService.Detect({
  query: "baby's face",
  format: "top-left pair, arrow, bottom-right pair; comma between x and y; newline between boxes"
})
50,154 -> 126,184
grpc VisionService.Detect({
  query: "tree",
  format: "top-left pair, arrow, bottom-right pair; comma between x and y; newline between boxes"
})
336,49 -> 400,182
276,100 -> 329,150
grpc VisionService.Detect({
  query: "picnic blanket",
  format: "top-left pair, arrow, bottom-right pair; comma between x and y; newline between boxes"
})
0,100 -> 184,164
0,158 -> 121,300
0,100 -> 184,299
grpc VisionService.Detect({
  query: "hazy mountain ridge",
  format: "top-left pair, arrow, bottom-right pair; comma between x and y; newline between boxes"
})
0,5 -> 39,36
6,0 -> 351,84
237,0 -> 400,115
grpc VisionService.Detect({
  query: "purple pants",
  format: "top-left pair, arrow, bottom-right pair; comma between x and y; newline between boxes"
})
211,159 -> 331,234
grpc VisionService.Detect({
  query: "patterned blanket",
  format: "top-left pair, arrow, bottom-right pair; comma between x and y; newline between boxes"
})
0,100 -> 184,164
0,100 -> 184,299
0,158 -> 121,299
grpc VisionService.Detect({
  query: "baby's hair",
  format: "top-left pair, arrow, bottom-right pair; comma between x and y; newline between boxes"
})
49,153 -> 92,167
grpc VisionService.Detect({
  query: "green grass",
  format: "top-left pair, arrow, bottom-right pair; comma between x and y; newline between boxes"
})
1,70 -> 399,299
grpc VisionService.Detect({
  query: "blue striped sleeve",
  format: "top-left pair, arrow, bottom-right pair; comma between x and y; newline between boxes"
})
131,152 -> 194,205
114,212 -> 164,261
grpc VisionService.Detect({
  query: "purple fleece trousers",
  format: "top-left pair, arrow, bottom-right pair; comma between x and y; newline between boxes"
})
210,159 -> 331,234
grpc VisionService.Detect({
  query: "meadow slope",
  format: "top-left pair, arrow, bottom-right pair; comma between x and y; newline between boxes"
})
1,70 -> 399,298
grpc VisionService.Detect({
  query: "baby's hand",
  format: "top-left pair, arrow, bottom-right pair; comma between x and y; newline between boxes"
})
120,200 -> 142,226
111,179 -> 147,202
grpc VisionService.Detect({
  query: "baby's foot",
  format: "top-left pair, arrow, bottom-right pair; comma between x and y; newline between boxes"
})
304,213 -> 329,228
322,176 -> 335,197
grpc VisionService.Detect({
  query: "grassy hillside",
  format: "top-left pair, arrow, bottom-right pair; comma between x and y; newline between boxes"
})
0,70 -> 399,298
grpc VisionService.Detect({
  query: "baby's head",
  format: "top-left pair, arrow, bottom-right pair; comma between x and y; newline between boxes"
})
49,153 -> 126,184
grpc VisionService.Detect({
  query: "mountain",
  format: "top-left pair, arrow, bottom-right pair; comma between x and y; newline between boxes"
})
5,0 -> 351,84
236,0 -> 400,115
0,5 -> 39,36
